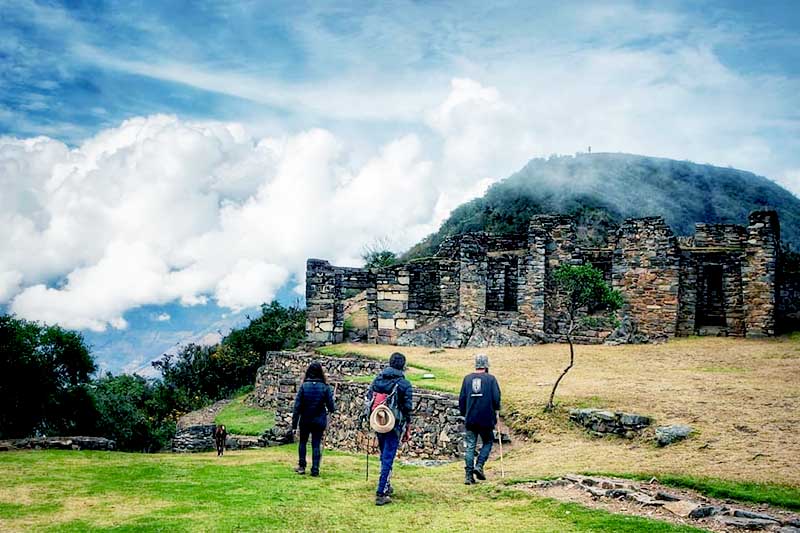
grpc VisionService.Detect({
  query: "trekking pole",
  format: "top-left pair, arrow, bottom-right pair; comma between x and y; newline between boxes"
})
498,428 -> 505,479
365,434 -> 370,481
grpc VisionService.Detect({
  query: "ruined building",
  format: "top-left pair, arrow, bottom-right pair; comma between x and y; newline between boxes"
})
306,211 -> 800,345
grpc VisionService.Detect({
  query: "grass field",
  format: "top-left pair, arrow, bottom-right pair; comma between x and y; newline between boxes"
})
323,335 -> 800,486
214,395 -> 275,436
0,447 -> 707,532
3,336 -> 797,531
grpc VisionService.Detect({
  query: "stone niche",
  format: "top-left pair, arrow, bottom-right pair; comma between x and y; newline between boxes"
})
306,210 -> 792,346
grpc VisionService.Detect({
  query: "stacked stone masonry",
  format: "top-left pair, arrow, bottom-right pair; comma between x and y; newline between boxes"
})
307,210 -> 799,344
254,351 -> 465,459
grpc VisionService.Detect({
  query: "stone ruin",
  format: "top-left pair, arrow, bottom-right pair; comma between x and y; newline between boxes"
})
306,210 -> 800,346
253,351 -> 467,459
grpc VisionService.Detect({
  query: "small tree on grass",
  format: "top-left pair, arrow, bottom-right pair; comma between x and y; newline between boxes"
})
545,264 -> 623,412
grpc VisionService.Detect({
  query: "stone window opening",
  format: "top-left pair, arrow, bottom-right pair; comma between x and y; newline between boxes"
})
409,268 -> 441,311
487,257 -> 519,312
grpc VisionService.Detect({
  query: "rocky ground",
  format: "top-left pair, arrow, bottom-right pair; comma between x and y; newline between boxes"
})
521,475 -> 800,532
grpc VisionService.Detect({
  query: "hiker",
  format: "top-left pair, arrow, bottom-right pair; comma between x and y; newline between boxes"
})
459,353 -> 501,485
292,361 -> 335,477
214,424 -> 227,456
365,352 -> 413,506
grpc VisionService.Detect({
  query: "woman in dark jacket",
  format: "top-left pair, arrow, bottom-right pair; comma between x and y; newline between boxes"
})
292,362 -> 335,476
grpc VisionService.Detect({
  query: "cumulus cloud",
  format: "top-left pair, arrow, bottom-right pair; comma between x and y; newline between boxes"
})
2,59 -> 799,332
1,83 -> 516,330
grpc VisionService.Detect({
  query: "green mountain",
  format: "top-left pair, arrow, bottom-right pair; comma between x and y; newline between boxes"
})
405,153 -> 800,258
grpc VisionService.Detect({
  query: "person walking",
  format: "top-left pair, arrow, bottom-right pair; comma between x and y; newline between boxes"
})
366,352 -> 413,506
459,353 -> 501,485
214,424 -> 227,456
292,361 -> 335,477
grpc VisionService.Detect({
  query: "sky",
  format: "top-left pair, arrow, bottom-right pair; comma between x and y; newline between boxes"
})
1,0 -> 799,373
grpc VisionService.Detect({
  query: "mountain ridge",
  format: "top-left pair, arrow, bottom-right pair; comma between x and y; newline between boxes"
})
405,152 -> 800,258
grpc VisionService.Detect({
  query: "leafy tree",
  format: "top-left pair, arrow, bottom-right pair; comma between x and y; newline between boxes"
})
152,301 -> 306,404
545,265 -> 623,412
362,237 -> 398,268
90,373 -> 176,452
0,315 -> 96,439
363,250 -> 398,269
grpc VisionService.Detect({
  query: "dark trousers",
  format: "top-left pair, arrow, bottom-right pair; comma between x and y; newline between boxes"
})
216,439 -> 225,456
376,430 -> 400,496
465,426 -> 494,472
298,424 -> 325,474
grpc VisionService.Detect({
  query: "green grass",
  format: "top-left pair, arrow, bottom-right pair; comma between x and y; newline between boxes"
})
315,345 -> 462,393
214,395 -> 275,436
584,472 -> 800,511
0,448 -> 709,532
315,345 -> 379,358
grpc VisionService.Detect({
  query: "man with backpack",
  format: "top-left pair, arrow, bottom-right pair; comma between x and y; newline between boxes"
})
459,353 -> 501,485
365,352 -> 413,506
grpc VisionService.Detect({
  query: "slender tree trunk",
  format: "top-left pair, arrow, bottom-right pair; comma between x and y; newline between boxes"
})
546,316 -> 575,412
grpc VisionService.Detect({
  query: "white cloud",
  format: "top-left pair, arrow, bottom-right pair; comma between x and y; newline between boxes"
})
156,312 -> 170,322
1,99 -> 484,329
3,41 -> 800,331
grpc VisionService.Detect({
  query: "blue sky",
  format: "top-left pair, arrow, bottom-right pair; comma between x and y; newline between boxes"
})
1,0 -> 799,372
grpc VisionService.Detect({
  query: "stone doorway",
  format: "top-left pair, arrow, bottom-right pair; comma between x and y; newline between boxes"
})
696,263 -> 726,329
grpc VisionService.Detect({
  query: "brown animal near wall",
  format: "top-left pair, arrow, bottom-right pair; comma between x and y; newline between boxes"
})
307,210 -> 799,346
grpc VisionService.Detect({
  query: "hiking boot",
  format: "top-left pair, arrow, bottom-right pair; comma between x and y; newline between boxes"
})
310,470 -> 319,477
294,466 -> 305,475
375,494 -> 392,506
474,466 -> 486,481
464,469 -> 476,485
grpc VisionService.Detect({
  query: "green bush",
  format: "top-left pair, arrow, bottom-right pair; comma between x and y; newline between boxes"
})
90,373 -> 176,452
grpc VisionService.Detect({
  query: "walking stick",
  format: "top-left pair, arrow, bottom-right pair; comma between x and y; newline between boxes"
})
498,431 -> 505,479
365,434 -> 370,481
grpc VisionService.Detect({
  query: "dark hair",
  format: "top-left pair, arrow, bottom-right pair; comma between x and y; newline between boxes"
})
389,352 -> 406,370
304,361 -> 327,383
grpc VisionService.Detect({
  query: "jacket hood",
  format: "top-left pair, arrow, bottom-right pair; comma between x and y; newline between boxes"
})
379,367 -> 405,380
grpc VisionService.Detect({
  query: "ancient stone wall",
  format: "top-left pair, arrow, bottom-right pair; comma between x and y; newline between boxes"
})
458,234 -> 488,317
613,217 -> 681,340
0,436 -> 116,452
743,211 -> 780,337
253,351 -> 465,459
307,211 -> 791,345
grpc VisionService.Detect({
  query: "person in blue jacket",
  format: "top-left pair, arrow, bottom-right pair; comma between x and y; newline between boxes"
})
292,361 -> 335,477
459,353 -> 501,485
366,352 -> 413,506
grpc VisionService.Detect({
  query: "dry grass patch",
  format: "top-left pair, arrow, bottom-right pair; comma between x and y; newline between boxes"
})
329,335 -> 800,485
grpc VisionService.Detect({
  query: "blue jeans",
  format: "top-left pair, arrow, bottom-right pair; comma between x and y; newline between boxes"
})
376,430 -> 400,496
298,423 -> 325,474
464,427 -> 494,472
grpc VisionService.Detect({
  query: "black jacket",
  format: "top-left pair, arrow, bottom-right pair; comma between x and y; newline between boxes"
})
368,367 -> 413,430
459,372 -> 501,430
292,379 -> 335,430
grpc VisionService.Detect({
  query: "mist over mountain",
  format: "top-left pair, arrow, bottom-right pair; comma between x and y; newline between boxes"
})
405,153 -> 800,258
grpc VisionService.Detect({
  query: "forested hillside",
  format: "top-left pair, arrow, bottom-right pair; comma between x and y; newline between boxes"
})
405,153 -> 800,258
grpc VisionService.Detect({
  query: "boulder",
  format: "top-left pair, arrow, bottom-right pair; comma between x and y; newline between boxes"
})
569,408 -> 651,436
655,424 -> 692,446
397,317 -> 539,348
714,515 -> 777,530
604,316 -> 650,345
